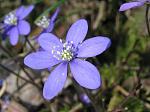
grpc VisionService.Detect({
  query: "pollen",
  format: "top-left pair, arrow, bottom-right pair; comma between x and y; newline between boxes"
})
61,49 -> 73,61
52,41 -> 78,61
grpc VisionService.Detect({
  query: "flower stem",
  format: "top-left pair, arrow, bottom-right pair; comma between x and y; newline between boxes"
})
0,44 -> 34,82
72,79 -> 103,112
146,4 -> 150,37
25,36 -> 36,52
0,63 -> 37,87
0,44 -> 41,90
84,89 -> 103,112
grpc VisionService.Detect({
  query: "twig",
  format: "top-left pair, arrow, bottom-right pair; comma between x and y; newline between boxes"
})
0,63 -> 40,89
25,36 -> 36,52
0,81 -> 6,98
112,67 -> 142,112
145,4 -> 150,37
72,79 -> 103,112
115,85 -> 129,97
69,103 -> 83,112
0,44 -> 12,57
0,44 -> 39,89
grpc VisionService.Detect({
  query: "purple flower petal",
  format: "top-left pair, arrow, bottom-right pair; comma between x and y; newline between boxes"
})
2,25 -> 13,40
119,2 -> 144,11
66,19 -> 88,46
43,63 -> 67,100
0,23 -> 7,30
70,59 -> 101,89
16,6 -> 24,17
77,36 -> 111,58
16,5 -> 34,20
46,7 -> 60,32
46,20 -> 54,33
18,20 -> 30,35
24,51 -> 61,69
9,27 -> 19,45
38,33 -> 62,52
51,7 -> 60,22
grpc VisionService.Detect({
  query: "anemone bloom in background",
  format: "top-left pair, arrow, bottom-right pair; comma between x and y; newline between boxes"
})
80,93 -> 91,105
0,80 -> 3,86
24,19 -> 111,100
119,0 -> 150,11
35,7 -> 60,34
2,5 -> 34,45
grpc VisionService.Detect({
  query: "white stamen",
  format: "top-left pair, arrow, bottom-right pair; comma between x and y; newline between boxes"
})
35,16 -> 50,28
4,12 -> 17,25
60,39 -> 63,43
57,51 -> 61,54
52,41 -> 78,61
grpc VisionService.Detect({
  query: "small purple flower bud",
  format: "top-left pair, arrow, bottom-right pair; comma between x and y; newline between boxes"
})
80,93 -> 91,105
1,95 -> 10,111
0,80 -> 3,86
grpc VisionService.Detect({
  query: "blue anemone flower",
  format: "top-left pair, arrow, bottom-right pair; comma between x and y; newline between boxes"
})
24,19 -> 111,100
2,5 -> 34,45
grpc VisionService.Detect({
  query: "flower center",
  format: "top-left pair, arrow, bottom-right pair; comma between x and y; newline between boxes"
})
4,12 -> 17,25
52,41 -> 77,61
35,16 -> 50,29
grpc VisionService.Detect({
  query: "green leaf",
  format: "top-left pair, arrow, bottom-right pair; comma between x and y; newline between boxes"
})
108,93 -> 124,111
122,97 -> 145,112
